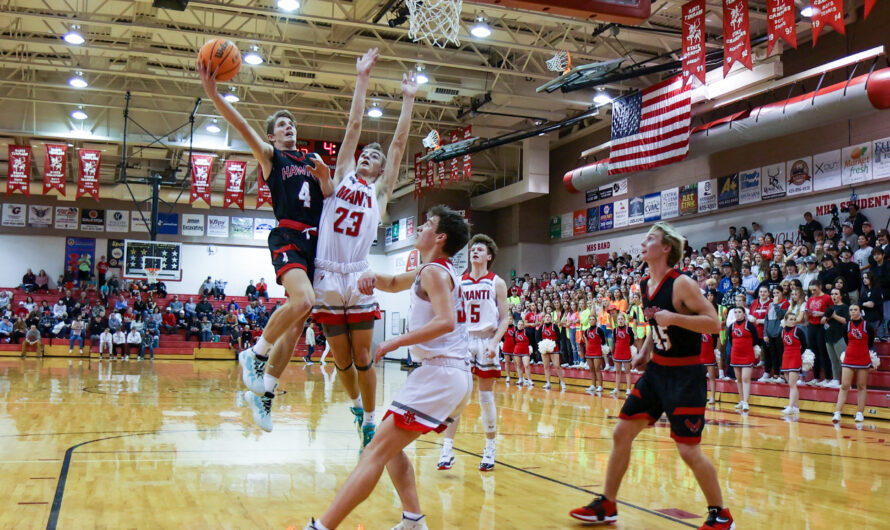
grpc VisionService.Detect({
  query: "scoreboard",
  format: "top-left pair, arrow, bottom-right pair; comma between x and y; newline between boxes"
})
293,138 -> 364,166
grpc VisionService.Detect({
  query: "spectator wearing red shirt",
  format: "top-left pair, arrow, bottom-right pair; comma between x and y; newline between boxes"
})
508,279 -> 521,298
758,233 -> 776,261
256,278 -> 268,301
804,283 -> 832,385
561,257 -> 575,278
161,308 -> 177,334
97,256 -> 109,287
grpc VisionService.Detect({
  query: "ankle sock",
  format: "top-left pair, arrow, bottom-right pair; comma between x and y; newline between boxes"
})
402,512 -> 424,521
263,374 -> 279,394
362,410 -> 376,427
254,336 -> 272,356
352,395 -> 363,408
313,519 -> 331,530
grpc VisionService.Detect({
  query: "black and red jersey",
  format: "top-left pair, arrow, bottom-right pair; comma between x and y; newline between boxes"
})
641,270 -> 701,363
267,148 -> 325,227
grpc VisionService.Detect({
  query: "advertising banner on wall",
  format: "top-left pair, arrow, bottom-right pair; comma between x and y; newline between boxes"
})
786,157 -> 813,195
644,192 -> 661,222
64,237 -> 95,276
813,150 -> 842,191
406,217 -> 415,238
586,207 -> 600,233
738,168 -> 762,204
697,178 -> 717,212
80,209 -> 105,232
628,196 -> 645,225
131,211 -> 150,232
599,203 -> 614,231
717,173 -> 739,208
207,215 -> 229,237
254,218 -> 274,240
28,205 -> 53,227
841,143 -> 872,184
660,188 -> 679,219
55,206 -> 79,230
1,203 -> 26,227
560,213 -> 572,238
230,217 -> 253,238
573,209 -> 587,236
181,213 -> 205,236
871,136 -> 890,180
157,213 -> 179,235
761,163 -> 786,199
679,183 -> 698,215
550,216 -> 561,239
614,198 -> 629,227
107,239 -> 125,268
105,210 -> 129,232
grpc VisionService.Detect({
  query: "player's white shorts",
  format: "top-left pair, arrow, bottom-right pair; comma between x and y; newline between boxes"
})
469,333 -> 501,378
385,357 -> 473,434
312,259 -> 380,326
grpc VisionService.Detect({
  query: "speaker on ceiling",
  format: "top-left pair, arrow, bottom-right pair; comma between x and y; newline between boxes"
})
152,0 -> 190,10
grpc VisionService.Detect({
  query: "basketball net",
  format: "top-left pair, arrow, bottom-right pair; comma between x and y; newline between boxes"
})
145,268 -> 160,285
422,129 -> 441,150
546,50 -> 572,74
406,0 -> 462,48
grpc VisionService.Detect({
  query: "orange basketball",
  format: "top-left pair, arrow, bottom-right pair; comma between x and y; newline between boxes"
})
198,39 -> 241,82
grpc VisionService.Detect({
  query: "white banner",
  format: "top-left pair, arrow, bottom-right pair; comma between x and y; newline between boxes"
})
613,198 -> 629,227
254,218 -> 274,240
841,143 -> 872,185
628,196 -> 644,225
786,156 -> 813,196
660,187 -> 679,219
1,203 -> 26,227
812,150 -> 842,191
697,179 -> 717,212
872,136 -> 890,180
55,206 -> 79,230
398,218 -> 408,241
181,213 -> 205,236
560,212 -> 572,238
738,168 -> 761,204
230,217 -> 253,238
105,210 -> 129,232
130,211 -> 150,232
27,205 -> 53,227
761,163 -> 786,199
207,215 -> 229,237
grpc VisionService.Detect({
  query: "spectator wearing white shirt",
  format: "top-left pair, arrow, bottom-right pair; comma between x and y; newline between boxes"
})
0,290 -> 12,312
98,328 -> 113,359
853,234 -> 873,272
112,330 -> 127,359
126,329 -> 141,358
53,301 -> 67,318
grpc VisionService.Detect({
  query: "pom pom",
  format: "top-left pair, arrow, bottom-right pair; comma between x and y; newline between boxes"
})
840,351 -> 845,363
538,339 -> 556,354
871,350 -> 880,370
753,345 -> 762,359
601,344 -> 611,355
630,345 -> 638,355
802,349 -> 815,372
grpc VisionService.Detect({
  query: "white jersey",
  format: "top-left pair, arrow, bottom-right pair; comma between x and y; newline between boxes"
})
461,271 -> 500,336
316,172 -> 380,268
409,259 -> 468,361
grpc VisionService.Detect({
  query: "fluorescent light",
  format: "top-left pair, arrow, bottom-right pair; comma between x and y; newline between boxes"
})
206,119 -> 221,133
63,29 -> 85,45
367,105 -> 383,118
70,109 -> 88,120
68,72 -> 88,88
223,91 -> 240,103
277,0 -> 300,11
470,18 -> 492,38
800,5 -> 814,17
244,46 -> 264,65
416,72 -> 429,84
593,91 -> 613,105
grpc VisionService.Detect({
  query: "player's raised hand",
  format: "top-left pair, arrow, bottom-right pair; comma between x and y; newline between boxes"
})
356,48 -> 379,77
401,71 -> 419,98
196,59 -> 220,98
307,154 -> 331,180
358,271 -> 377,295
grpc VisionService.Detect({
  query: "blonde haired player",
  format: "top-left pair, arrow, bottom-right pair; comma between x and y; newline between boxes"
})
437,234 -> 510,472
311,48 -> 418,447
198,56 -> 332,432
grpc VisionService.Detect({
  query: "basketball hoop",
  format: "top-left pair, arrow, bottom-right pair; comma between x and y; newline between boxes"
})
405,0 -> 462,48
145,268 -> 160,286
422,129 -> 441,150
546,50 -> 573,74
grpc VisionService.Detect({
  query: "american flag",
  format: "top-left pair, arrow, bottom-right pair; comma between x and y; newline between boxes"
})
608,75 -> 691,175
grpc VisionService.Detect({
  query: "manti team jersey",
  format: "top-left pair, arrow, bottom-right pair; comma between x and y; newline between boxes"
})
461,271 -> 500,335
316,172 -> 380,265
267,148 -> 324,227
641,269 -> 701,364
408,259 -> 468,361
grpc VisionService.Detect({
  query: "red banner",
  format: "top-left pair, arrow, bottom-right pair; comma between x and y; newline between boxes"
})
681,0 -> 707,87
723,0 -> 752,76
43,144 -> 67,196
461,125 -> 472,181
425,150 -> 435,189
437,159 -> 447,188
256,166 -> 272,208
767,0 -> 797,56
449,130 -> 460,182
189,153 -> 214,206
811,0 -> 844,46
6,145 -> 31,196
223,160 -> 247,210
865,0 -> 877,18
413,152 -> 422,199
77,149 -> 101,200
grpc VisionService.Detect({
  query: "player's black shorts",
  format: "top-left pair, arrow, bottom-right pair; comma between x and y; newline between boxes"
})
268,226 -> 317,284
619,361 -> 707,444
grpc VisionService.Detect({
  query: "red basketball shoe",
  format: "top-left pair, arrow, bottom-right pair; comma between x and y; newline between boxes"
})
569,495 -> 618,524
699,507 -> 734,529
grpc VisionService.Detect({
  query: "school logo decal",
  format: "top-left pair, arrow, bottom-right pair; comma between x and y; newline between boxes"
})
402,411 -> 416,425
684,418 -> 703,433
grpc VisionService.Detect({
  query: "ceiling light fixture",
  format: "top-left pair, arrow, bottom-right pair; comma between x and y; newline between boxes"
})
244,46 -> 264,65
367,104 -> 383,118
470,17 -> 492,38
277,0 -> 300,11
223,88 -> 240,103
593,90 -> 613,106
415,64 -> 429,85
70,107 -> 88,120
63,25 -> 85,45
800,5 -> 814,17
206,119 -> 221,133
68,71 -> 88,88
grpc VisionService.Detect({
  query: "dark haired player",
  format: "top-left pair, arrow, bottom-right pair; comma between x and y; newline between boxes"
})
199,59 -> 332,432
570,222 -> 734,530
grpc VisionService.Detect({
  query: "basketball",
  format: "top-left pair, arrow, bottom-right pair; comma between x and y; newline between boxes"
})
198,38 -> 241,82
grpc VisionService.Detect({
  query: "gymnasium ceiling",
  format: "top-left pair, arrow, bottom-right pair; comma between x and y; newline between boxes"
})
0,0 -> 816,198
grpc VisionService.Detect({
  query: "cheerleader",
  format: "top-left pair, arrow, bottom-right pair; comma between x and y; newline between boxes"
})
780,313 -> 808,415
700,333 -> 720,404
832,305 -> 876,423
539,314 -> 566,390
582,325 -> 607,394
610,313 -> 633,397
502,323 -> 517,384
513,320 -> 533,386
728,307 -> 761,411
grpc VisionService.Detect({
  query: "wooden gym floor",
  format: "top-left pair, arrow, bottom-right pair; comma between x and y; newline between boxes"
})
0,358 -> 886,529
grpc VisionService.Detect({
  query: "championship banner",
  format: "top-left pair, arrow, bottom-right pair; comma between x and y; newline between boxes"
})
425,149 -> 435,189
77,149 -> 101,200
43,144 -> 68,196
223,160 -> 247,210
767,0 -> 797,56
461,125 -> 472,181
413,152 -> 423,198
681,0 -> 706,87
723,0 -> 752,76
449,130 -> 460,182
865,0 -> 877,18
189,153 -> 214,206
438,158 -> 447,188
256,166 -> 272,209
7,145 -> 31,196
811,0 -> 844,47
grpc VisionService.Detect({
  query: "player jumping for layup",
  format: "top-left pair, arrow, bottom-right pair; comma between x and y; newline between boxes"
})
305,206 -> 471,530
437,234 -> 510,472
569,222 -> 734,530
311,48 -> 418,447
199,59 -> 332,432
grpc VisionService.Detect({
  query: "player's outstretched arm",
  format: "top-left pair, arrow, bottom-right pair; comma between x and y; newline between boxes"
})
357,269 -> 418,294
335,48 -> 378,186
308,153 -> 334,198
374,266 -> 455,361
486,276 -> 511,358
653,275 -> 721,334
378,72 -> 418,218
197,60 -> 272,169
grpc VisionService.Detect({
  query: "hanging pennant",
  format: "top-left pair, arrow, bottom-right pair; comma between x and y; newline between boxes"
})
425,149 -> 435,190
77,149 -> 101,200
681,0 -> 707,87
256,165 -> 272,208
223,160 -> 247,210
767,0 -> 797,56
6,145 -> 31,196
449,130 -> 460,182
864,0 -> 877,18
723,0 -> 753,76
461,125 -> 473,181
43,144 -> 68,196
811,0 -> 845,47
189,153 -> 214,206
413,152 -> 422,199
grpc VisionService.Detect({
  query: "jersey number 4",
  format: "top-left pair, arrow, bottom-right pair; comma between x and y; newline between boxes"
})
333,207 -> 364,237
298,181 -> 312,208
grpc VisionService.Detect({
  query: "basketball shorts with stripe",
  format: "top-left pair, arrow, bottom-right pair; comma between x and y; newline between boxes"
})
619,362 -> 707,444
311,268 -> 381,325
268,227 -> 317,285
385,360 -> 473,434
470,334 -> 501,378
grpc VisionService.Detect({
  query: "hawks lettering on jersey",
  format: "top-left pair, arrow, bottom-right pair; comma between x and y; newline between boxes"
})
461,272 -> 500,335
316,173 -> 380,264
